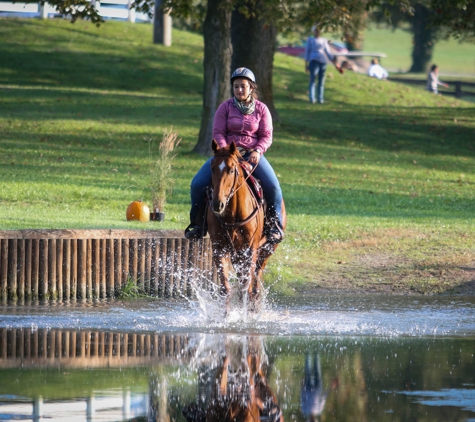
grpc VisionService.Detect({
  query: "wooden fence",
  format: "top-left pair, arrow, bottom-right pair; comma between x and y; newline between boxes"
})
390,77 -> 475,99
0,230 -> 216,301
0,0 -> 149,22
0,327 -> 193,368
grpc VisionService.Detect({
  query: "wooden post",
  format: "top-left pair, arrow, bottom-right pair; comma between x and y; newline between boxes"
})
455,81 -> 462,98
0,230 -> 214,302
32,239 -> 40,299
25,239 -> 32,299
71,239 -> 78,299
158,238 -> 166,297
86,239 -> 92,298
63,240 -> 71,300
113,239 -> 121,295
180,239 -> 189,296
144,239 -> 152,294
122,238 -> 129,289
8,239 -> 18,300
92,239 -> 100,298
106,239 -> 114,297
78,239 -> 87,299
164,239 -> 174,297
138,238 -> 145,293
172,239 -> 181,297
39,239 -> 48,299
0,240 -> 7,299
56,240 -> 63,300
48,239 -> 56,299
131,239 -> 138,286
18,239 -> 25,300
187,239 -> 196,297
100,239 -> 106,298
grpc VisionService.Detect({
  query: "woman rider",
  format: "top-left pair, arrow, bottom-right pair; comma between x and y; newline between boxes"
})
185,67 -> 284,244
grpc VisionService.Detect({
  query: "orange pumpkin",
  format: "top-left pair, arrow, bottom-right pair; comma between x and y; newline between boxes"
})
126,200 -> 150,222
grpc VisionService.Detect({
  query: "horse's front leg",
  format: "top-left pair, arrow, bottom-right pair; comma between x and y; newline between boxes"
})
212,245 -> 231,302
233,248 -> 257,304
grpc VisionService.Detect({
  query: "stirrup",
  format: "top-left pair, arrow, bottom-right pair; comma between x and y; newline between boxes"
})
185,224 -> 204,241
266,223 -> 284,245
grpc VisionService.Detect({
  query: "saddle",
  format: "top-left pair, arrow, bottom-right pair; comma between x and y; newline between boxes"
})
239,161 -> 264,205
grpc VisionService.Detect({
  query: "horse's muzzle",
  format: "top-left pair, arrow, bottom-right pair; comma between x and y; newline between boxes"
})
212,199 -> 225,215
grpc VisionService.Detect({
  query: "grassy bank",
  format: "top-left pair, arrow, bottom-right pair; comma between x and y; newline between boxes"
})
1,18 -> 474,295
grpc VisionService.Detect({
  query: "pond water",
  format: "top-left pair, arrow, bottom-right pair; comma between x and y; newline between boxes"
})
0,294 -> 474,422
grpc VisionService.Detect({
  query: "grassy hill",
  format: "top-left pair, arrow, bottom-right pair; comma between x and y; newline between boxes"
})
1,18 -> 474,295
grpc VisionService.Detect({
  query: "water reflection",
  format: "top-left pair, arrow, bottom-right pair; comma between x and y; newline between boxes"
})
181,335 -> 283,422
0,328 -> 474,421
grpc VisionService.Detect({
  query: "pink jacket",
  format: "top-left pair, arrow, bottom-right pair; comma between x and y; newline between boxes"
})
212,98 -> 273,154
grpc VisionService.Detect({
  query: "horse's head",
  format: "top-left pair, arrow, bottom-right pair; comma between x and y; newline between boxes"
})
210,140 -> 242,216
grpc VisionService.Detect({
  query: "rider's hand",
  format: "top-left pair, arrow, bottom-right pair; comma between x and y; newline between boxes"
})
248,151 -> 260,165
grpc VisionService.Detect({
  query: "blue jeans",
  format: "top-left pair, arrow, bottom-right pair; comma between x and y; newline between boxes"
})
190,154 -> 284,225
308,61 -> 327,103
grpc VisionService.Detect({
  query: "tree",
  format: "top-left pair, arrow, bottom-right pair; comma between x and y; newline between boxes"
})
231,1 -> 279,121
22,0 -> 475,155
430,0 -> 475,38
409,2 -> 437,72
341,1 -> 368,51
195,0 -> 233,156
371,1 -> 438,73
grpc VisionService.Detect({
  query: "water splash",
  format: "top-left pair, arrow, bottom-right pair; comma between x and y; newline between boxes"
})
1,294 -> 474,338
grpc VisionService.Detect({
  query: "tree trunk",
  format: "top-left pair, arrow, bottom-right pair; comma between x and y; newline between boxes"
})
153,0 -> 172,46
409,3 -> 435,73
193,0 -> 232,156
231,3 -> 279,122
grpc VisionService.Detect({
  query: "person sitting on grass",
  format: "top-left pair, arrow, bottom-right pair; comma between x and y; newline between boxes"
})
367,58 -> 388,80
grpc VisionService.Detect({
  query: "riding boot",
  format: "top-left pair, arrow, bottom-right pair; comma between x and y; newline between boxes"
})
184,201 -> 207,241
265,207 -> 284,245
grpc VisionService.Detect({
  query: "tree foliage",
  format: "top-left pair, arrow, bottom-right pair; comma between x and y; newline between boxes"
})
430,0 -> 475,38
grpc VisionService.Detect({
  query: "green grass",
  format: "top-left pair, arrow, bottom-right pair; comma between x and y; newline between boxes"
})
1,18 -> 475,295
363,23 -> 475,77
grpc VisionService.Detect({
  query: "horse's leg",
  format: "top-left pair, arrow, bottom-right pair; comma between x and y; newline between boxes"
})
213,251 -> 230,296
254,243 -> 276,283
248,243 -> 277,311
232,248 -> 254,304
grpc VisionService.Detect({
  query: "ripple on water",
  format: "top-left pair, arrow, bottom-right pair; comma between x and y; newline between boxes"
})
1,291 -> 474,338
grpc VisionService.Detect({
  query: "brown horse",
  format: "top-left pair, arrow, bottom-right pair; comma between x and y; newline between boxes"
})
207,140 -> 286,311
182,335 -> 284,422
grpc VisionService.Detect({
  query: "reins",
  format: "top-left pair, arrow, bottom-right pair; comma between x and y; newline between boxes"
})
208,151 -> 263,230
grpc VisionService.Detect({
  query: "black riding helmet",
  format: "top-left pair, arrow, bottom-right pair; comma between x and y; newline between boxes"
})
231,67 -> 256,83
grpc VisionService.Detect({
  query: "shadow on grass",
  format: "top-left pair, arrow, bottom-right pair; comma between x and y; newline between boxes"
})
0,20 -> 203,95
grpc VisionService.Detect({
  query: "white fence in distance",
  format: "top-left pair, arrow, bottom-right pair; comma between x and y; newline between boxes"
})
0,0 -> 151,23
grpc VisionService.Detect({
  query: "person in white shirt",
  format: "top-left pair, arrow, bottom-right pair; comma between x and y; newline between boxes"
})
367,58 -> 388,80
427,64 -> 449,94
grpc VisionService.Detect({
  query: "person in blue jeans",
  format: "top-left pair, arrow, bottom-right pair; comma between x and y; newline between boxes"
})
185,67 -> 284,245
305,25 -> 340,104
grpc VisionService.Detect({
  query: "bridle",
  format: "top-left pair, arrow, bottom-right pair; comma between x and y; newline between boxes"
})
208,151 -> 263,229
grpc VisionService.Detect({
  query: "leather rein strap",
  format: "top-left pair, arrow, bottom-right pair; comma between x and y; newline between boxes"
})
208,152 -> 263,229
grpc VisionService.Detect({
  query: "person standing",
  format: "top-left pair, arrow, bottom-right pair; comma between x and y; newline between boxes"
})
427,64 -> 449,94
305,25 -> 341,104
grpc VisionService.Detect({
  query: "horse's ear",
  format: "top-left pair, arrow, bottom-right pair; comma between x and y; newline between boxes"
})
229,142 -> 237,154
212,140 -> 219,153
